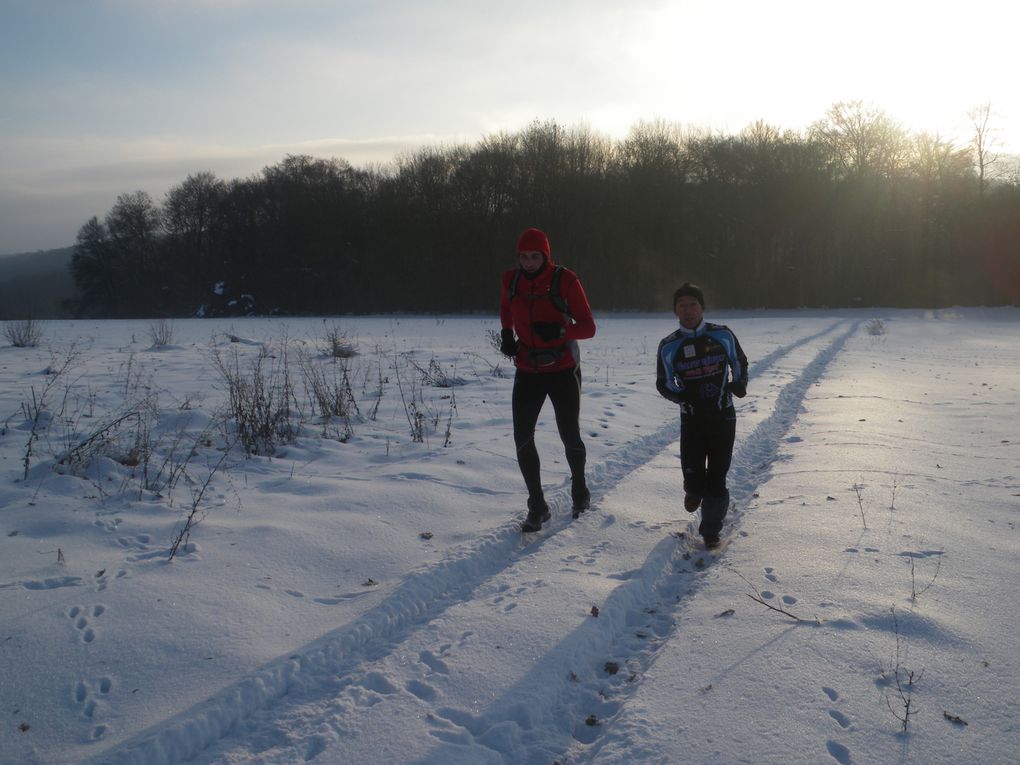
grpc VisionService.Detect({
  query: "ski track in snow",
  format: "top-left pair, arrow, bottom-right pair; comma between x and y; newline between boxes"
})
85,319 -> 858,765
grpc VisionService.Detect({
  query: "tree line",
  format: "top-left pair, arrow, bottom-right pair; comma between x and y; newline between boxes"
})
69,101 -> 1020,317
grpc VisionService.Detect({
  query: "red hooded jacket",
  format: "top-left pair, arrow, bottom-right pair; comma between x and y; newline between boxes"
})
500,253 -> 596,374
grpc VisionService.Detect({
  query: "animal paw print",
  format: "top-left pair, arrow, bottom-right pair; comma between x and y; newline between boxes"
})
822,687 -> 853,763
93,516 -> 122,533
74,676 -> 112,726
488,582 -> 513,608
94,568 -> 126,592
486,575 -> 550,615
823,687 -> 851,728
116,534 -> 151,551
68,604 -> 105,644
118,534 -> 172,561
760,568 -> 798,606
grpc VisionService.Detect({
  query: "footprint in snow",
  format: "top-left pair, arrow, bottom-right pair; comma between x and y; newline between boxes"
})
22,576 -> 83,590
406,678 -> 437,701
73,676 -> 113,722
116,534 -> 151,551
68,604 -> 105,643
312,589 -> 371,604
420,650 -> 450,675
303,736 -> 328,761
361,671 -> 398,695
826,739 -> 852,764
821,687 -> 853,755
607,569 -> 637,581
95,569 -> 125,592
93,516 -> 122,533
829,710 -> 851,728
897,549 -> 942,559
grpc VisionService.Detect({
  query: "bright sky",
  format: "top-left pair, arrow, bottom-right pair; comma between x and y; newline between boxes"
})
1,0 -> 1016,255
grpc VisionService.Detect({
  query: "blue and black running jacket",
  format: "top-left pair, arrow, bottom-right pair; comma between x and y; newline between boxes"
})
656,320 -> 748,415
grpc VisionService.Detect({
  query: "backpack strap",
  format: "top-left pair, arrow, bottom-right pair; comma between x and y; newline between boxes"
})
507,269 -> 522,302
507,265 -> 572,319
549,266 -> 572,319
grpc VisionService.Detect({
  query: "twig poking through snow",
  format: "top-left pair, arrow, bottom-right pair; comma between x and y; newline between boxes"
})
885,606 -> 923,733
910,550 -> 944,602
733,569 -> 808,622
852,480 -> 868,529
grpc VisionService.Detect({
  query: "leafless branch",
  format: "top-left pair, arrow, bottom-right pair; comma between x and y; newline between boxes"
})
852,480 -> 868,529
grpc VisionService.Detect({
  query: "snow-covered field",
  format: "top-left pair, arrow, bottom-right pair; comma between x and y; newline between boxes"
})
1,309 -> 1018,765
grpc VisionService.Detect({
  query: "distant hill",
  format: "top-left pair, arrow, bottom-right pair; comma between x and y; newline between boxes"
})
0,246 -> 76,318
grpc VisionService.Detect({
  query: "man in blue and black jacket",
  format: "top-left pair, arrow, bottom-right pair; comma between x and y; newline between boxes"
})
656,283 -> 748,549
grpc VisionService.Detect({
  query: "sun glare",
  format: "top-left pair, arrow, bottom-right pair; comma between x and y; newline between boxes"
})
613,0 -> 1016,150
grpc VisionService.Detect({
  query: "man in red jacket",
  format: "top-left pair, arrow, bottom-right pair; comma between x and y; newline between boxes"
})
499,228 -> 597,532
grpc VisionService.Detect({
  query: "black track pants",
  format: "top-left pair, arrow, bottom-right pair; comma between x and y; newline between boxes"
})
512,367 -> 586,502
680,409 -> 735,536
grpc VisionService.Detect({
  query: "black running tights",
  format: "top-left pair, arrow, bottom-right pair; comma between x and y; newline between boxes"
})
512,367 -> 586,502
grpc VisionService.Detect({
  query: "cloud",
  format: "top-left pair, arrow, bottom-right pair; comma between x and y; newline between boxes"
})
0,132 -> 455,254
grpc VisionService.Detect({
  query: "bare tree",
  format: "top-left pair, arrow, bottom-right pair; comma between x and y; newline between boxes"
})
968,102 -> 1000,199
909,132 -> 972,186
809,100 -> 908,179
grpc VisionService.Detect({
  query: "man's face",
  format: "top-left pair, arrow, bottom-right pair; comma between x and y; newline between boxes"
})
518,250 -> 545,273
674,296 -> 703,329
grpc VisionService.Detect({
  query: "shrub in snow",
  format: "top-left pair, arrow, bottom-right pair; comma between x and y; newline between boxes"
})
322,322 -> 358,359
4,318 -> 44,347
212,344 -> 298,456
149,319 -> 175,347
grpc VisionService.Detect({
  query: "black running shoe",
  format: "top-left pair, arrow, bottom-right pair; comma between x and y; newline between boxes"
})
521,499 -> 551,533
571,487 -> 591,519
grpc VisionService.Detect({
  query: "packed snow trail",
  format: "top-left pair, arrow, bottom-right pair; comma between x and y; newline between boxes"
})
562,318 -> 862,764
84,320 -> 854,765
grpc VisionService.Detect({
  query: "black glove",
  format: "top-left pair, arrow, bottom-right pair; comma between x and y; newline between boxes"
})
730,380 -> 747,398
499,328 -> 518,359
532,322 -> 564,342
